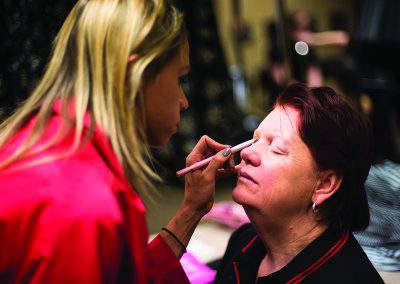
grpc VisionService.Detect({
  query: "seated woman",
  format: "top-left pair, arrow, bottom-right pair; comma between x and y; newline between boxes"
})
213,83 -> 384,283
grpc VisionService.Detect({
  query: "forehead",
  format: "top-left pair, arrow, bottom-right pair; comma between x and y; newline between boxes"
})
180,40 -> 189,58
255,106 -> 300,139
168,41 -> 190,68
179,41 -> 190,65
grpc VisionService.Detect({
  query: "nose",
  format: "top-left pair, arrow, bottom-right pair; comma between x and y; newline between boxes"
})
240,143 -> 261,167
180,93 -> 189,111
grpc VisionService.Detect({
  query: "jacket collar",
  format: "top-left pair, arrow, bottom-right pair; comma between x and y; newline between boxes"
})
234,224 -> 347,283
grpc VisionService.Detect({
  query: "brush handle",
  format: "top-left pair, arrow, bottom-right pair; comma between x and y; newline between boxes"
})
176,139 -> 254,177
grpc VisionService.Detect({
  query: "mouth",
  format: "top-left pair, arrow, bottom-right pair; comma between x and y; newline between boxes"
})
238,170 -> 257,184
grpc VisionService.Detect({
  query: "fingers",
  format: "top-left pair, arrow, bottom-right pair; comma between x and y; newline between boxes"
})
216,164 -> 240,180
182,145 -> 238,216
202,147 -> 234,178
186,135 -> 230,166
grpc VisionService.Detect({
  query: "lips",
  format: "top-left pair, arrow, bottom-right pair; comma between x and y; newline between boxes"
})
239,170 -> 257,184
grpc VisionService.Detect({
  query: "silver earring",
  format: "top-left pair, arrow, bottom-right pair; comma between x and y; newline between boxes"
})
312,202 -> 319,213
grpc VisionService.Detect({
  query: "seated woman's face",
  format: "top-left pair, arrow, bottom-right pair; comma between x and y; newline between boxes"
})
233,106 -> 321,223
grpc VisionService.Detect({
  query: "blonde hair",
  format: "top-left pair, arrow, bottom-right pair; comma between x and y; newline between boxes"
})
0,0 -> 186,199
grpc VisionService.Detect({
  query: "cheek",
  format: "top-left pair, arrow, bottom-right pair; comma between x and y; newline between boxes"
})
233,169 -> 275,203
275,168 -> 316,208
256,161 -> 288,191
258,165 -> 305,200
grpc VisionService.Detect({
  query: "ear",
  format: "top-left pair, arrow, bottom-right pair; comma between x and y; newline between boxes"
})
128,53 -> 139,63
312,170 -> 342,205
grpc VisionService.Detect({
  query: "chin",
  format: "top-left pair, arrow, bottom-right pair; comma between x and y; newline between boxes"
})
150,140 -> 168,148
232,184 -> 258,207
232,186 -> 245,204
148,133 -> 172,148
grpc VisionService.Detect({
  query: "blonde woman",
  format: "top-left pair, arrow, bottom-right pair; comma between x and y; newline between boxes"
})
0,0 -> 234,283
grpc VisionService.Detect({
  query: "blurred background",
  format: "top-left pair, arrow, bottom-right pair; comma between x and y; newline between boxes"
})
1,0 -> 399,282
1,0 -> 399,181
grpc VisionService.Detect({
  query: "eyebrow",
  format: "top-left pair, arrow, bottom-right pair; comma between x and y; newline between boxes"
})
253,128 -> 289,144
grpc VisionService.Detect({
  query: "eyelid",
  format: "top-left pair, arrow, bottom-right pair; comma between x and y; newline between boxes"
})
180,68 -> 190,77
179,74 -> 189,84
273,143 -> 288,154
273,146 -> 285,153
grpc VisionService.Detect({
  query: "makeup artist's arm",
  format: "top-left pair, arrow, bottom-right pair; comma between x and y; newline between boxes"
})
160,135 -> 235,258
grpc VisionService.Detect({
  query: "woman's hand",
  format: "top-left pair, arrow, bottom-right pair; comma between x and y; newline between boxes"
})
161,135 -> 237,259
183,135 -> 236,216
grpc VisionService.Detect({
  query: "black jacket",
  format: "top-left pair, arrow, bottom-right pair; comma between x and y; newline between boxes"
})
213,223 -> 384,284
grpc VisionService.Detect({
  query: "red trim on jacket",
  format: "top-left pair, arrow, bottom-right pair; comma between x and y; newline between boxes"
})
287,230 -> 350,283
233,234 -> 258,283
233,261 -> 241,284
241,235 -> 258,253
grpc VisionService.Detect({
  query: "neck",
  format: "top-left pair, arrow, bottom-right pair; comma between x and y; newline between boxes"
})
247,210 -> 328,276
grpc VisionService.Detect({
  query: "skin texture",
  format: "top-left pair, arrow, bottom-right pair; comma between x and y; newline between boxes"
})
232,105 -> 342,276
233,106 -> 320,226
233,106 -> 324,275
163,135 -> 235,258
142,43 -> 190,147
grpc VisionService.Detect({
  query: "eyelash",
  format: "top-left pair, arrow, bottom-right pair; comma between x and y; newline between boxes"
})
179,75 -> 189,85
269,142 -> 285,155
272,148 -> 284,155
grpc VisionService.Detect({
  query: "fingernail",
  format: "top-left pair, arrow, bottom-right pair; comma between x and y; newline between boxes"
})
222,148 -> 231,157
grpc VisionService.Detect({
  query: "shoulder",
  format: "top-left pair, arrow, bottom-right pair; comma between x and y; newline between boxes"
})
231,223 -> 255,240
0,137 -> 125,224
228,223 -> 256,245
319,231 -> 384,283
0,114 -> 130,241
344,233 -> 383,275
213,223 -> 261,284
0,160 -> 124,226
219,223 -> 256,265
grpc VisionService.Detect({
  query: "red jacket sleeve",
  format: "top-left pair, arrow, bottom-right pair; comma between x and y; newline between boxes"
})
148,234 -> 190,284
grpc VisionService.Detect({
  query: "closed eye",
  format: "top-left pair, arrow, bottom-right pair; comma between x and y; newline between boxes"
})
271,147 -> 286,155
